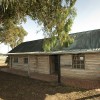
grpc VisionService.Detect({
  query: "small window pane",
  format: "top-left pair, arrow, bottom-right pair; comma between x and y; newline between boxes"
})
14,57 -> 18,63
81,65 -> 85,69
72,54 -> 85,69
77,65 -> 80,68
24,58 -> 28,64
73,64 -> 76,68
80,57 -> 84,60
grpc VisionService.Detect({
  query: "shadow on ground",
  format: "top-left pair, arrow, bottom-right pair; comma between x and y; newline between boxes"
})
0,71 -> 100,100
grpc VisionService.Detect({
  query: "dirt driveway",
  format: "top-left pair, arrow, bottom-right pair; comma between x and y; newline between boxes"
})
0,72 -> 100,100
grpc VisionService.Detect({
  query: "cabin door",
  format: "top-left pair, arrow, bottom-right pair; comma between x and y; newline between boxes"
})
50,55 -> 59,74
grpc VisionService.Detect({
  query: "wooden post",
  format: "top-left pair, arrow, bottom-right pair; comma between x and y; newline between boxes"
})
10,56 -> 12,68
57,55 -> 61,84
27,55 -> 30,76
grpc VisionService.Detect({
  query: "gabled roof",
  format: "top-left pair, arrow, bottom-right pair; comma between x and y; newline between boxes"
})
9,29 -> 100,54
9,39 -> 44,53
67,29 -> 100,50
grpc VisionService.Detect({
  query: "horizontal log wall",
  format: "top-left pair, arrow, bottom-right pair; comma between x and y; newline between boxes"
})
28,56 -> 37,72
9,55 -> 50,74
29,55 -> 50,74
37,56 -> 50,74
85,53 -> 100,70
60,55 -> 72,68
85,53 -> 100,79
11,56 -> 28,71
60,53 -> 100,79
8,53 -> 100,79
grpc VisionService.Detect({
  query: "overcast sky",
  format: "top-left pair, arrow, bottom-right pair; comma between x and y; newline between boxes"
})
0,0 -> 100,53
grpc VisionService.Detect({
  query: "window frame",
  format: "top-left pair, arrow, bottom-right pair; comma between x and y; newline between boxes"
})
24,57 -> 28,64
72,54 -> 85,69
13,57 -> 18,63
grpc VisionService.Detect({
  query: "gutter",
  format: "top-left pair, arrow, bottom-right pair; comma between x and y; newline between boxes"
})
7,49 -> 100,55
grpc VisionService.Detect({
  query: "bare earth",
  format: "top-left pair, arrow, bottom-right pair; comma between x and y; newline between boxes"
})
0,71 -> 100,100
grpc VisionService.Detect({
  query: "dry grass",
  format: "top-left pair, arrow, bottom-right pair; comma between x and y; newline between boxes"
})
0,71 -> 100,100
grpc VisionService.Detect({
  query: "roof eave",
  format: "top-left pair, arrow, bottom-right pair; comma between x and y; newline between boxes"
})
7,49 -> 100,55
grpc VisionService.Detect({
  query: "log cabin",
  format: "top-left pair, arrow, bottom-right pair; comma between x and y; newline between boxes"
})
7,29 -> 100,81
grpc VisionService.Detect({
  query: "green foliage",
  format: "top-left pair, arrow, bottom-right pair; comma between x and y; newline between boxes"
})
63,35 -> 74,47
0,0 -> 77,51
0,20 -> 27,48
42,0 -> 76,51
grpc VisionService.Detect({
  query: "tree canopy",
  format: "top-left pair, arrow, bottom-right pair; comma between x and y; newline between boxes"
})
0,0 -> 77,51
0,20 -> 27,48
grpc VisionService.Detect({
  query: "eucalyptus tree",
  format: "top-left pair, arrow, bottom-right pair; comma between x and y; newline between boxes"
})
0,20 -> 27,48
0,0 -> 77,51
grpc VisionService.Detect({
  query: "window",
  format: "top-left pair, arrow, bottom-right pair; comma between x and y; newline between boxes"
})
14,57 -> 18,63
24,58 -> 28,64
72,54 -> 85,69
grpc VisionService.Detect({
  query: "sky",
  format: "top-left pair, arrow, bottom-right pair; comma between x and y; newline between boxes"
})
0,0 -> 100,53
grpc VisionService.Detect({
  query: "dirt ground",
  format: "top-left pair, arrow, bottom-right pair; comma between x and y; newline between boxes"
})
0,71 -> 100,100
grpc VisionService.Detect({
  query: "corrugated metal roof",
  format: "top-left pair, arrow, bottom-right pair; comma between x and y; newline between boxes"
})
9,29 -> 100,54
9,39 -> 44,53
67,29 -> 100,50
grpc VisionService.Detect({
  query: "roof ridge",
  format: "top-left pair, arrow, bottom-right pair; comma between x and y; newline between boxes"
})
71,29 -> 100,34
23,38 -> 44,43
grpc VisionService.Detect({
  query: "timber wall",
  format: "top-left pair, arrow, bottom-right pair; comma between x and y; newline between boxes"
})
8,55 -> 50,74
60,53 -> 100,79
8,53 -> 100,80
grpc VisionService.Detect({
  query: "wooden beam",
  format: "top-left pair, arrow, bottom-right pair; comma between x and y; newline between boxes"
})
57,55 -> 61,84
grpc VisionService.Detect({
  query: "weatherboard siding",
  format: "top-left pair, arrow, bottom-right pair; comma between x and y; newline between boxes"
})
60,55 -> 72,68
11,56 -> 28,71
9,55 -> 50,74
60,54 -> 100,79
8,53 -> 100,80
85,53 -> 100,79
28,56 -> 37,72
29,55 -> 50,74
85,53 -> 100,70
37,56 -> 50,74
